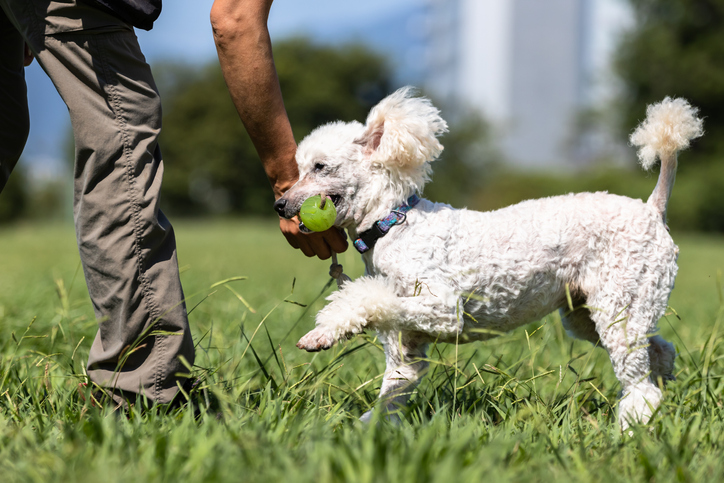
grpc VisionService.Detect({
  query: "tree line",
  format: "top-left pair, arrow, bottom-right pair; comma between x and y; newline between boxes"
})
2,0 -> 724,231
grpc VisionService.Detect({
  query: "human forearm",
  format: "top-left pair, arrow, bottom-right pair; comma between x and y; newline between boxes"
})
210,0 -> 348,258
210,0 -> 297,199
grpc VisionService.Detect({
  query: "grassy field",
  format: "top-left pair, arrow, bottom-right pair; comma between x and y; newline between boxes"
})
1,219 -> 723,482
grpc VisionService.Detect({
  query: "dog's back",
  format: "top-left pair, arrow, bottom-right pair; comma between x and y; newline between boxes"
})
371,191 -> 673,340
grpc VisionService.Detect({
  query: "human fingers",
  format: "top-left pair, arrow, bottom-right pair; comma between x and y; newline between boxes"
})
23,43 -> 34,67
279,218 -> 342,259
279,217 -> 319,257
322,227 -> 348,254
279,217 -> 301,248
302,233 -> 332,259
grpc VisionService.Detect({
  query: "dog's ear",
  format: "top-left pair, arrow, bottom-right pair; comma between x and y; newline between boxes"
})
356,87 -> 448,169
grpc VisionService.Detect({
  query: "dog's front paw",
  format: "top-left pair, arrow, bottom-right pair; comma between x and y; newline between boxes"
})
297,327 -> 337,352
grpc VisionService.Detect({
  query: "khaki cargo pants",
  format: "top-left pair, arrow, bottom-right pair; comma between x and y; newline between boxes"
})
0,0 -> 195,404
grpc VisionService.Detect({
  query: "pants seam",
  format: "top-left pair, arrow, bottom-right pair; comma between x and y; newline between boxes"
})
92,32 -> 166,402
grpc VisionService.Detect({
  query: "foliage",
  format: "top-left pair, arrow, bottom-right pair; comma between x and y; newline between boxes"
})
1,220 -> 724,481
423,108 -> 499,208
0,168 -> 27,223
615,0 -> 724,156
469,158 -> 724,232
0,165 -> 72,224
156,38 -> 393,217
155,38 -> 495,218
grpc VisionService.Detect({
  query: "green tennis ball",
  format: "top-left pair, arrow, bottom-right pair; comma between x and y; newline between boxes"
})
299,195 -> 337,232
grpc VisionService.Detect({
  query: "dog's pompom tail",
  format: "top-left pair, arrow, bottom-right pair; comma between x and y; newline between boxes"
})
630,97 -> 703,170
629,97 -> 704,220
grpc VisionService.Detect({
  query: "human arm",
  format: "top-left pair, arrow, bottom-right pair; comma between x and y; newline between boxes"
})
210,0 -> 347,259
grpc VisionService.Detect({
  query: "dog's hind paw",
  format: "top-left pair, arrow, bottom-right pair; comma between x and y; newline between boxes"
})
297,327 -> 337,352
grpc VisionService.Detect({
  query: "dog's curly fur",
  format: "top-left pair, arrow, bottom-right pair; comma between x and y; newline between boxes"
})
275,88 -> 704,429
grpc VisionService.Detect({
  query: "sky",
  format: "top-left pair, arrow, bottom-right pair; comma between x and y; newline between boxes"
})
21,0 -> 425,181
20,0 -> 633,178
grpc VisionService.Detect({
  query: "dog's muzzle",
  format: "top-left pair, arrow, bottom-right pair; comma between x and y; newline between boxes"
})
273,198 -> 289,218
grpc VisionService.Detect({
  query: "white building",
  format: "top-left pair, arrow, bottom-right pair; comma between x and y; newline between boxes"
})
423,0 -> 632,167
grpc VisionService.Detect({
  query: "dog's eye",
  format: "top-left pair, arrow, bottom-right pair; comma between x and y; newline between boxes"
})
314,162 -> 325,172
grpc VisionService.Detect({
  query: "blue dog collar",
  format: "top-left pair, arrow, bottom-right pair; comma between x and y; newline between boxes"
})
353,194 -> 420,253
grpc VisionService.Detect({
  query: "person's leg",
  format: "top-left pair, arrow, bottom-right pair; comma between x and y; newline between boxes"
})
2,0 -> 195,404
0,6 -> 30,193
46,30 -> 194,404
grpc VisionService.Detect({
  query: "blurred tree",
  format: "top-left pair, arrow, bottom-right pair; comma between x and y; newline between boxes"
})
614,0 -> 724,231
616,0 -> 724,157
424,109 -> 499,208
0,169 -> 27,223
157,38 -> 392,216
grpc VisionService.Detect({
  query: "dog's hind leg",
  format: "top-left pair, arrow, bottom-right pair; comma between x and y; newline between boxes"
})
588,290 -> 674,431
360,330 -> 429,423
647,334 -> 676,383
562,299 -> 675,428
560,304 -> 600,345
297,276 -> 463,352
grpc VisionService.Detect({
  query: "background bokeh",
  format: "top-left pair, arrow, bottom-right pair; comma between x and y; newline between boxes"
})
2,0 -> 724,232
2,4 -> 724,480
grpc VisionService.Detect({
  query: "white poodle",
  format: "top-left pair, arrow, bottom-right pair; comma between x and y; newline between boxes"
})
273,87 -> 703,429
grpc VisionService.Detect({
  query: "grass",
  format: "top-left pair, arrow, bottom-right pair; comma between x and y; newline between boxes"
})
1,219 -> 724,482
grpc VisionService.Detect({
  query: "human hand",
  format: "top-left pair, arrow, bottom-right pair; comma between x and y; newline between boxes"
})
279,217 -> 348,259
23,43 -> 34,67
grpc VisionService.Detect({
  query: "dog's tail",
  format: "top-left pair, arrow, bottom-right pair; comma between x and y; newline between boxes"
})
630,97 -> 704,222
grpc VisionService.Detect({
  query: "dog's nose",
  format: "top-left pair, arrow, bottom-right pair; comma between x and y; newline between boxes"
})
273,198 -> 287,217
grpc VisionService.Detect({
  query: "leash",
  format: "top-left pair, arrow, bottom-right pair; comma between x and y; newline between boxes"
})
329,252 -> 351,288
319,194 -> 421,288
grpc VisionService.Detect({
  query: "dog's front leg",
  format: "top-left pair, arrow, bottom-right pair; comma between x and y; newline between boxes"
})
297,276 -> 463,352
360,330 -> 429,423
297,276 -> 401,351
